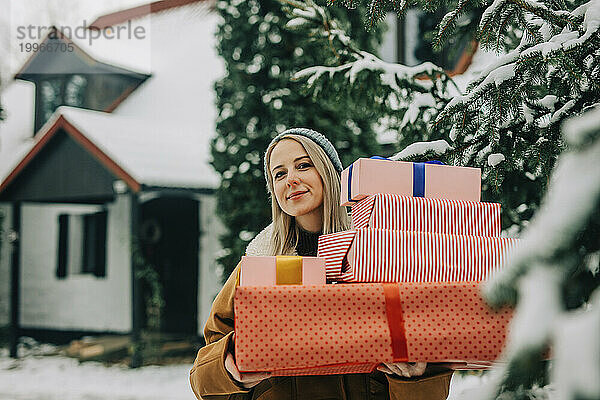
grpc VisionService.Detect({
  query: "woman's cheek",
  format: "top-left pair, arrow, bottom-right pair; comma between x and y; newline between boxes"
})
274,183 -> 287,209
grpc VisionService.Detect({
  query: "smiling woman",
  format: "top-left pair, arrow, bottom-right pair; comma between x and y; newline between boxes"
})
189,128 -> 453,400
268,139 -> 325,232
262,131 -> 349,256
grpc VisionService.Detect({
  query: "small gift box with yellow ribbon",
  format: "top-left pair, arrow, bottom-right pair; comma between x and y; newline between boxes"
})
239,255 -> 326,286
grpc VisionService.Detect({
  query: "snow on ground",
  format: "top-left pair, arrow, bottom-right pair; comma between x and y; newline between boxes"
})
0,353 -> 194,400
0,345 -> 485,400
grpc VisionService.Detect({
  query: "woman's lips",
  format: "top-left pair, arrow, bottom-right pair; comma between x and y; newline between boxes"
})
288,191 -> 308,200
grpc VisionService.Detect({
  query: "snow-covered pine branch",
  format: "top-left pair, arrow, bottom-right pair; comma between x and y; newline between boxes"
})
435,0 -> 470,49
390,139 -> 452,160
437,0 -> 599,126
281,0 -> 454,126
285,0 -> 447,97
294,52 -> 442,96
479,0 -> 582,41
283,0 -> 353,46
437,61 -> 516,120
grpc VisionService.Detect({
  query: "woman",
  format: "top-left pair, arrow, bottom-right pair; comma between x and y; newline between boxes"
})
190,128 -> 453,400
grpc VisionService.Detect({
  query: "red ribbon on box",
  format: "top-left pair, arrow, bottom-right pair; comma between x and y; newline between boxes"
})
383,284 -> 409,361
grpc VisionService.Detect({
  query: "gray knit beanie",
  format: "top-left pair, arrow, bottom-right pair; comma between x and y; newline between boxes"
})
263,128 -> 343,183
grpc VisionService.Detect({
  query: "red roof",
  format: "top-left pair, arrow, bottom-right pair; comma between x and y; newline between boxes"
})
90,0 -> 206,30
0,115 -> 142,195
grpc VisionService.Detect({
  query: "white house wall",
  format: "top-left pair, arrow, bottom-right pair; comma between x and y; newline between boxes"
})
0,203 -> 11,326
19,195 -> 131,332
197,194 -> 226,335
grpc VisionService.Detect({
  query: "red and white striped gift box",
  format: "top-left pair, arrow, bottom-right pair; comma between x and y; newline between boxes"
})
317,228 -> 519,283
351,194 -> 501,236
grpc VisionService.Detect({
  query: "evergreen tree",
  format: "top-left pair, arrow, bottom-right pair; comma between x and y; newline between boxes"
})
287,0 -> 600,230
479,106 -> 600,400
287,0 -> 600,398
211,0 -> 385,279
282,0 -> 456,157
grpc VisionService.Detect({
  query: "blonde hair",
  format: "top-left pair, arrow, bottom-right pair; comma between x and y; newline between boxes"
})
264,134 -> 350,255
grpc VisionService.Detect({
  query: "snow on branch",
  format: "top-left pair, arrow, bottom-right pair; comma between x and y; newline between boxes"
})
550,99 -> 576,125
438,0 -> 599,124
390,139 -> 452,160
480,0 -> 582,34
283,0 -> 450,101
476,108 -> 600,400
291,6 -> 318,21
435,0 -> 469,48
398,93 -> 438,130
563,104 -> 600,146
437,60 -> 516,120
294,51 -> 441,93
283,0 -> 352,46
562,0 -> 600,49
488,153 -> 506,166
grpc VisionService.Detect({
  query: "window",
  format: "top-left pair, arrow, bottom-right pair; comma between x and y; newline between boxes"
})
40,79 -> 64,125
56,210 -> 107,278
64,75 -> 87,106
37,74 -> 88,132
34,73 -> 141,133
82,211 -> 107,276
379,10 -> 473,71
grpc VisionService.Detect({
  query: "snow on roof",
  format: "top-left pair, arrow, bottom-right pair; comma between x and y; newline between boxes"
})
90,0 -> 205,29
70,1 -> 215,77
1,1 -> 224,190
57,106 -> 219,189
0,80 -> 36,182
110,4 -> 222,124
67,20 -> 153,76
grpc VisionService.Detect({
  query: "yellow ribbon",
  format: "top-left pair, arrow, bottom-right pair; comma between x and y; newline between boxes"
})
275,255 -> 303,285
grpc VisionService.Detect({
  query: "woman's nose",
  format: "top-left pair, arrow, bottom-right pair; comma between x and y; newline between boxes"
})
286,171 -> 300,186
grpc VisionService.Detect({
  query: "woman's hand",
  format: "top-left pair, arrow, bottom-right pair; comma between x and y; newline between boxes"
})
224,352 -> 271,388
224,334 -> 271,388
377,362 -> 427,378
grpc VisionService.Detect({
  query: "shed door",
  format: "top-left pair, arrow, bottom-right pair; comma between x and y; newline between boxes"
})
141,197 -> 198,335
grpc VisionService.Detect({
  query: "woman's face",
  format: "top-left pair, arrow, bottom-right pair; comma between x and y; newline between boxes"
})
269,139 -> 324,229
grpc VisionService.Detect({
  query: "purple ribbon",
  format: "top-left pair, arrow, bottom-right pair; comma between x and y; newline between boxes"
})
346,157 -> 444,203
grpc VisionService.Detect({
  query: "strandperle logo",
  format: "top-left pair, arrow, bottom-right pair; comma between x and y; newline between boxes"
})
9,12 -> 153,74
16,20 -> 147,46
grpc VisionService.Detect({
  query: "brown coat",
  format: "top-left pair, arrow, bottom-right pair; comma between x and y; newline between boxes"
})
190,264 -> 453,400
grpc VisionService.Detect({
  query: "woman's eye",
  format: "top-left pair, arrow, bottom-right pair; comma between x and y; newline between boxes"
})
298,162 -> 312,169
274,171 -> 285,179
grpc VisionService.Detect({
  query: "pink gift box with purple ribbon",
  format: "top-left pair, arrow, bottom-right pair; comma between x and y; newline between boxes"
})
340,158 -> 481,206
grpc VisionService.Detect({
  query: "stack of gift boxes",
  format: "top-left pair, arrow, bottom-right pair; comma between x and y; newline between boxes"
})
234,158 -> 517,376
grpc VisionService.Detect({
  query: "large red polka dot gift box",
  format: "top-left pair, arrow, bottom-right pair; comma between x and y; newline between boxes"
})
234,282 -> 512,375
